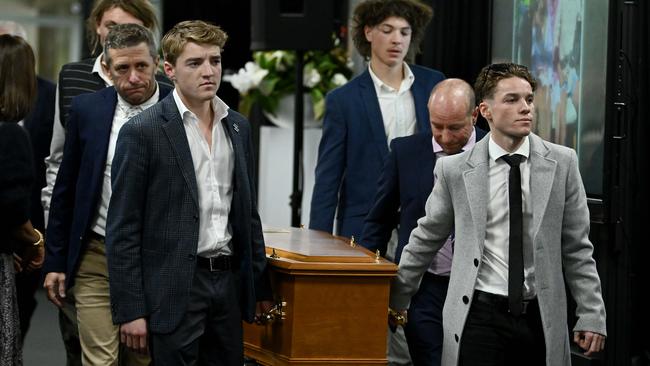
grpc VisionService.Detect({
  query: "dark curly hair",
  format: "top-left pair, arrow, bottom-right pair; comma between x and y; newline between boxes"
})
474,62 -> 537,102
352,0 -> 433,63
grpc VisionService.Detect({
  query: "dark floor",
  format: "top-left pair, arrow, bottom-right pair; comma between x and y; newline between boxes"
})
22,289 -> 66,365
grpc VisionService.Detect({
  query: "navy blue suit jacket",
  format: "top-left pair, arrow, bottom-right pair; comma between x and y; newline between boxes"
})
310,65 -> 445,240
43,85 -> 172,288
361,128 -> 487,264
106,94 -> 271,333
23,77 -> 56,231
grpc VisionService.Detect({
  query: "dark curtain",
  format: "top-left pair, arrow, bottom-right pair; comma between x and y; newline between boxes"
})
418,0 -> 492,130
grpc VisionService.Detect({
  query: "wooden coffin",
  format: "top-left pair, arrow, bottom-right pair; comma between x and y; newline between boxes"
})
243,228 -> 398,365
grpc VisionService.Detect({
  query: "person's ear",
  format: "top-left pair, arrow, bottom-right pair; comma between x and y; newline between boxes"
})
478,101 -> 491,121
163,61 -> 175,82
364,25 -> 374,42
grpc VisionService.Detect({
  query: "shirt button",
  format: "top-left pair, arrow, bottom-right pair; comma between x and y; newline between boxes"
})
473,258 -> 479,267
462,296 -> 469,304
454,334 -> 459,343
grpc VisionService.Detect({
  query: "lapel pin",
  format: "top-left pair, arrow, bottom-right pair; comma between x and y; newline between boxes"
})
233,123 -> 239,133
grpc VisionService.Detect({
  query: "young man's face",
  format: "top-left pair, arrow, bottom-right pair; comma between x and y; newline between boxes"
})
480,76 -> 534,142
164,42 -> 221,106
96,6 -> 144,46
364,16 -> 412,68
103,42 -> 158,105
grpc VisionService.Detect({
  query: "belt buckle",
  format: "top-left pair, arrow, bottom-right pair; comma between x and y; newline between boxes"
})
521,300 -> 530,315
209,257 -> 217,272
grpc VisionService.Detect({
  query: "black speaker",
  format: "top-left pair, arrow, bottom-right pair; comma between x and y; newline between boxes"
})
251,0 -> 334,50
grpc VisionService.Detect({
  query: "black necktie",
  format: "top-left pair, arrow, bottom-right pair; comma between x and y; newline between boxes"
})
501,154 -> 524,316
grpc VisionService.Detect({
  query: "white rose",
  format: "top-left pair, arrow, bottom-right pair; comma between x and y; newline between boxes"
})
331,73 -> 348,87
303,67 -> 321,88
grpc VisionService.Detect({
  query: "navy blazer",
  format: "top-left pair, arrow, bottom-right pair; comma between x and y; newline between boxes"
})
361,128 -> 487,264
23,77 -> 56,231
43,84 -> 172,288
310,65 -> 445,240
106,94 -> 271,333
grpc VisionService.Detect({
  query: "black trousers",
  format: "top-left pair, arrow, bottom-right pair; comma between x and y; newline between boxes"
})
151,265 -> 243,366
458,291 -> 546,366
404,272 -> 449,366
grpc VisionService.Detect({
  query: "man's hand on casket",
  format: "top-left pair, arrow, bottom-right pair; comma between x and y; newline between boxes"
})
388,308 -> 408,332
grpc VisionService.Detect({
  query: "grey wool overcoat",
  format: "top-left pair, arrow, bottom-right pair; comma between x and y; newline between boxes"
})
390,133 -> 606,366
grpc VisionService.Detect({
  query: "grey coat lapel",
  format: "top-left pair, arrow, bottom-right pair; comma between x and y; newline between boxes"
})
462,136 -> 490,249
160,97 -> 199,208
528,134 -> 557,239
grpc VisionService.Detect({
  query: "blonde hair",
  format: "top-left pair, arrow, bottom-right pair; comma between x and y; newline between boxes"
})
162,20 -> 227,66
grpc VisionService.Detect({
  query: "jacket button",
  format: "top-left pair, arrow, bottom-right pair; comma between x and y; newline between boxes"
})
193,215 -> 199,222
462,296 -> 469,304
473,258 -> 479,267
188,254 -> 195,261
454,334 -> 459,342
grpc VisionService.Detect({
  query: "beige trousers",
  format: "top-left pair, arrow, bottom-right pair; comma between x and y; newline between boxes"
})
72,238 -> 149,366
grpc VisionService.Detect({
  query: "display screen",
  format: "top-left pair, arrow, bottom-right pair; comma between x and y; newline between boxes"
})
492,0 -> 608,196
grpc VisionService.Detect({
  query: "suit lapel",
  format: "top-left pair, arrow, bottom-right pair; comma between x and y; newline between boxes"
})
221,114 -> 245,194
160,96 -> 199,208
528,134 -> 557,239
359,71 -> 389,158
462,137 -> 490,249
94,89 -> 118,162
411,75 -> 430,133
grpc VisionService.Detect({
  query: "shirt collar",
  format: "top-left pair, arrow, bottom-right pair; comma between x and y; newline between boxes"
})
172,89 -> 230,123
93,53 -> 113,86
488,134 -> 530,163
116,82 -> 160,111
368,62 -> 415,94
432,127 -> 477,154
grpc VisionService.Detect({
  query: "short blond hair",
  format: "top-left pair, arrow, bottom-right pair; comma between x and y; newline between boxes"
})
162,20 -> 227,66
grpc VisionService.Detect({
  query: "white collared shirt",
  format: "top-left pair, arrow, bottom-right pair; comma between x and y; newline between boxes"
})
90,84 -> 160,236
368,63 -> 417,145
475,135 -> 536,299
172,89 -> 234,257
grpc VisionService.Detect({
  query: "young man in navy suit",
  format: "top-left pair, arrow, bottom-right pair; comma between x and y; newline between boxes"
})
362,79 -> 486,366
43,24 -> 170,365
310,0 -> 445,242
106,21 -> 272,365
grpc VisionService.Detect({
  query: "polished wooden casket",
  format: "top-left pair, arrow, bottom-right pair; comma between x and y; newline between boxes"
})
243,228 -> 398,365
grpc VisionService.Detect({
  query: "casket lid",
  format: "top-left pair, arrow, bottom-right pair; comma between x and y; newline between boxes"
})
262,227 -> 397,274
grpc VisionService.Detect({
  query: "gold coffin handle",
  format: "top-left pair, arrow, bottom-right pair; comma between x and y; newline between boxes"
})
255,301 -> 287,325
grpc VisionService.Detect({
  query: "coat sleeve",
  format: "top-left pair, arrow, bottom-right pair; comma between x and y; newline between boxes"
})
243,118 -> 272,302
560,150 -> 607,336
360,141 -> 400,257
389,157 -> 454,310
42,101 -> 82,274
106,120 -> 149,324
0,124 -> 33,251
309,92 -> 346,233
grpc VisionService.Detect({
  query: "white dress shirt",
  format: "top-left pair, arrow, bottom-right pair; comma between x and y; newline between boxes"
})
475,135 -> 536,299
42,55 -> 112,226
368,63 -> 417,145
172,89 -> 234,257
90,85 -> 159,236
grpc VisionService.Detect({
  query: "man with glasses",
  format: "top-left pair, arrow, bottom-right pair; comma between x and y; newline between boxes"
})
389,63 -> 606,366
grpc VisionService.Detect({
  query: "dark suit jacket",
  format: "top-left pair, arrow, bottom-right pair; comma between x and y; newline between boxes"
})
23,77 -> 56,231
361,128 -> 487,264
310,65 -> 445,240
43,85 -> 172,288
106,94 -> 271,333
